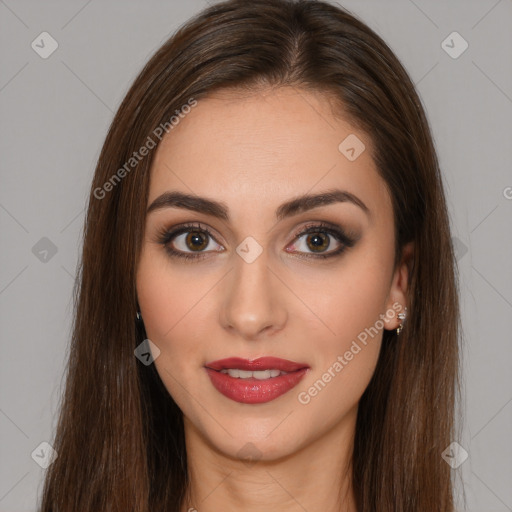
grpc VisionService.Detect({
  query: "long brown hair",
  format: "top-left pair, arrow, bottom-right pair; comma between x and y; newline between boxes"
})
39,1 -> 462,510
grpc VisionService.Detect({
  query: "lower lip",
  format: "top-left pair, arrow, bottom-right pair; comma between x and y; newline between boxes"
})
205,368 -> 309,404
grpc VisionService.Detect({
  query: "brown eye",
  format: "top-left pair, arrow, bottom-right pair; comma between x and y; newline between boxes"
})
305,233 -> 330,252
185,231 -> 209,251
157,221 -> 356,262
285,221 -> 357,260
156,222 -> 224,261
291,230 -> 341,255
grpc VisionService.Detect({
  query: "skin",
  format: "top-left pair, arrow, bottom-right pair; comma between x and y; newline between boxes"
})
136,86 -> 413,512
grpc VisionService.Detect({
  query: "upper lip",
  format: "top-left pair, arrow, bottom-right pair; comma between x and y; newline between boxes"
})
205,357 -> 309,372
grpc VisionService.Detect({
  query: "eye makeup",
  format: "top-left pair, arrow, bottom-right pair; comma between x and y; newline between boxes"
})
154,220 -> 359,262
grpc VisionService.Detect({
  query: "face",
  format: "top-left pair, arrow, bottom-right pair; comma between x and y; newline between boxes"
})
136,86 -> 409,462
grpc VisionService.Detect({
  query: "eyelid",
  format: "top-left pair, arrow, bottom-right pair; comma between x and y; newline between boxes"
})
290,221 -> 355,245
155,221 -> 224,252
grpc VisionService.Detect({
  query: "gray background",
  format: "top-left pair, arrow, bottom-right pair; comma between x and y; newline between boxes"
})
0,0 -> 511,510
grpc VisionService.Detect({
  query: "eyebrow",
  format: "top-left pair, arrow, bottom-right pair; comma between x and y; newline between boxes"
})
146,188 -> 370,221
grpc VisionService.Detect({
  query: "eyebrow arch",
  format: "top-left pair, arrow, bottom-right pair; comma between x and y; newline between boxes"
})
146,188 -> 370,221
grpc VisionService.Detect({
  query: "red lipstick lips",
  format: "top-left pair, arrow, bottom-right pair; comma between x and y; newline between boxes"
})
205,357 -> 308,372
204,357 -> 310,404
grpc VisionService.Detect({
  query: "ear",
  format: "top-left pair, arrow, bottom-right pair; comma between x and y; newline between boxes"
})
383,241 -> 414,330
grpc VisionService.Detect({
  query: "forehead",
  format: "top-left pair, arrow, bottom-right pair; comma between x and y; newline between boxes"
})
148,87 -> 390,221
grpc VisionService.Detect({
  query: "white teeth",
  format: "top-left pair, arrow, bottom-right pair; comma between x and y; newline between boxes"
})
219,369 -> 288,379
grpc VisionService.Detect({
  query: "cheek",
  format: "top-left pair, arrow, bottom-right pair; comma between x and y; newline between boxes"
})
300,252 -> 392,347
136,252 -> 216,378
136,266 -> 204,411
295,253 -> 392,404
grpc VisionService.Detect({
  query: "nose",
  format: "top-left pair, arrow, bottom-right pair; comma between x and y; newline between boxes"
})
219,249 -> 288,341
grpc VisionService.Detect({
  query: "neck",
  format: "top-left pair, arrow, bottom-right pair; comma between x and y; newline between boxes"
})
180,407 -> 358,512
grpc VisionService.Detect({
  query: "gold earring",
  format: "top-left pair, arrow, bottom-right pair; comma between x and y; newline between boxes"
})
396,307 -> 407,335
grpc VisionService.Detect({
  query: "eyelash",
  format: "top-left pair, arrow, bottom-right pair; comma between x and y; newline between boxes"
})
155,221 -> 356,262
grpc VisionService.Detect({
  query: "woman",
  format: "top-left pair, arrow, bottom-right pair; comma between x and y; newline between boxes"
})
39,0 -> 462,510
